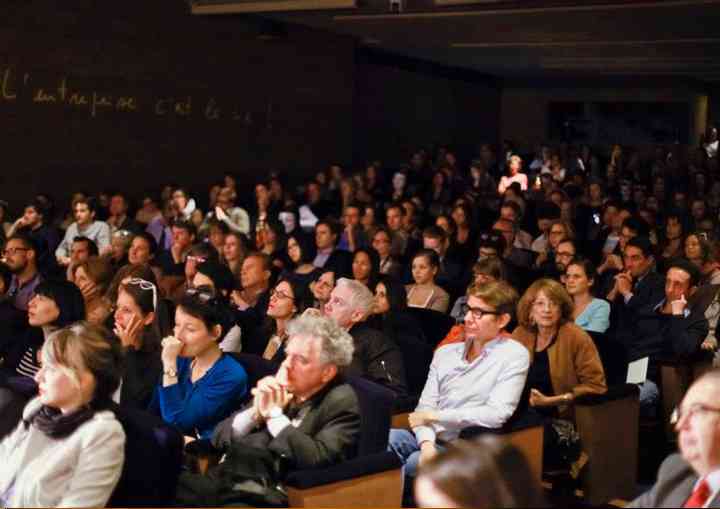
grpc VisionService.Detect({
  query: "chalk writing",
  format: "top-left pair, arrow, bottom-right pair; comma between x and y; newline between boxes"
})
0,66 -> 273,128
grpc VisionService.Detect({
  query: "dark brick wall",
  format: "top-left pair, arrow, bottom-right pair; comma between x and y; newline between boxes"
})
353,49 -> 501,168
0,1 -> 355,210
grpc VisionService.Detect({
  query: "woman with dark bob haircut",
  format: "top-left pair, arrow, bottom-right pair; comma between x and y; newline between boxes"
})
150,287 -> 248,440
0,322 -> 126,507
0,279 -> 86,438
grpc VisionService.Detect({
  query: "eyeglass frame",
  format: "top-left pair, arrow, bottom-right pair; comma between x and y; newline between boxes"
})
124,278 -> 158,311
461,303 -> 503,320
2,247 -> 30,256
270,287 -> 295,301
670,403 -> 720,425
185,285 -> 219,305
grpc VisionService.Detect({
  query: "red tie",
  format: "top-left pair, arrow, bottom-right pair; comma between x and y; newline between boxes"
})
684,479 -> 711,508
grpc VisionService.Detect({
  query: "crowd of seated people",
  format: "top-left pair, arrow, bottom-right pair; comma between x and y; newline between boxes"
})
0,134 -> 720,506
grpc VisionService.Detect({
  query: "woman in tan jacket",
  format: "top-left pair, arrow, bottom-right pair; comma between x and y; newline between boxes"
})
513,278 -> 606,470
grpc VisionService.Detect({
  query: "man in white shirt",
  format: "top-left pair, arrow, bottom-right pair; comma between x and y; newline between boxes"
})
630,370 -> 720,507
387,280 -> 530,500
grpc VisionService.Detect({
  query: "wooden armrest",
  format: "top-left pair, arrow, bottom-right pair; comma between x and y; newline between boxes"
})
575,390 -> 639,505
287,468 -> 402,507
391,412 -> 410,431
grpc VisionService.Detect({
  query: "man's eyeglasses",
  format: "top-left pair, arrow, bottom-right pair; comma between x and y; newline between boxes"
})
187,255 -> 207,264
2,247 -> 29,256
461,304 -> 502,320
670,403 -> 720,425
556,251 -> 575,259
125,278 -> 158,310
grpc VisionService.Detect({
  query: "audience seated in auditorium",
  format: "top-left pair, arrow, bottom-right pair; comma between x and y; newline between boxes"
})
156,220 -> 197,284
0,280 -> 86,438
415,436 -> 546,508
254,277 -> 313,363
513,278 -> 607,471
72,256 -> 114,325
107,192 -> 143,235
4,233 -> 43,312
178,314 -> 360,507
630,369 -> 720,507
422,225 -> 465,299
7,199 -> 60,276
312,219 -> 353,276
351,246 -> 381,291
450,256 -> 507,322
372,226 -> 403,278
564,258 -> 611,334
167,241 -> 219,303
388,281 -> 529,502
324,277 -> 407,395
406,249 -> 450,313
0,322 -> 126,507
112,276 -> 167,410
282,232 -> 319,287
150,287 -> 248,440
55,197 -> 110,266
614,255 -> 709,412
498,154 -> 528,194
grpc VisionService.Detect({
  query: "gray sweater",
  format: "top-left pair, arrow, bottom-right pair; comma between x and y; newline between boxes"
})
55,220 -> 111,258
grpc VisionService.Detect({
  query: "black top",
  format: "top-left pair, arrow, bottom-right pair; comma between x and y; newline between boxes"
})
347,322 -> 408,397
527,348 -> 557,418
121,347 -> 163,411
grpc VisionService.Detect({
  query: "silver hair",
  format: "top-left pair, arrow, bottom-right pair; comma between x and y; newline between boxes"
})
335,277 -> 374,317
286,314 -> 355,367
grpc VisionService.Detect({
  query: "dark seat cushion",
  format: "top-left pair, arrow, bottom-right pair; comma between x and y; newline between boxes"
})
284,451 -> 401,489
108,404 -> 184,507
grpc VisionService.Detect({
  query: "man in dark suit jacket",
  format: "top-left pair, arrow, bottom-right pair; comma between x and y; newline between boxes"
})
630,370 -> 720,507
178,314 -> 361,506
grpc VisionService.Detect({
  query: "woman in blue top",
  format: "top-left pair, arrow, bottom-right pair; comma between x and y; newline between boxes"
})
152,286 -> 248,440
564,258 -> 610,334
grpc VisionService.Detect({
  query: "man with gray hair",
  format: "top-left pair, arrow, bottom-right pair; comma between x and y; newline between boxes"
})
324,277 -> 407,396
178,314 -> 361,506
630,369 -> 720,507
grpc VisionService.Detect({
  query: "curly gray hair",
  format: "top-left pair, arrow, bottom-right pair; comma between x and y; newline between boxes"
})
286,314 -> 355,367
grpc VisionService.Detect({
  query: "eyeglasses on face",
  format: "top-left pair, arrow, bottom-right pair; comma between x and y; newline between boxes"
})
461,304 -> 501,320
532,299 -> 560,310
2,247 -> 29,256
270,288 -> 294,301
670,403 -> 720,425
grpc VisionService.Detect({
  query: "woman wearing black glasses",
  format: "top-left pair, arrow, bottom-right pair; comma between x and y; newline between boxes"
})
150,287 -> 248,440
255,277 -> 313,363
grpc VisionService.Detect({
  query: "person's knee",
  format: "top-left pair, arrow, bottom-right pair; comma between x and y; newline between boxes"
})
388,429 -> 419,461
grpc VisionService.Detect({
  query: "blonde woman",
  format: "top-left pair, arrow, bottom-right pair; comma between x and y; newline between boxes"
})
0,322 -> 126,507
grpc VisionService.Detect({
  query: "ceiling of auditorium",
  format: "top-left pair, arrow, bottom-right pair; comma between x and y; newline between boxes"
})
191,0 -> 720,83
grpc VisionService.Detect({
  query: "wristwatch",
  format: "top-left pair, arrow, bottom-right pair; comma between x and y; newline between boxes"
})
164,367 -> 178,378
268,406 -> 283,419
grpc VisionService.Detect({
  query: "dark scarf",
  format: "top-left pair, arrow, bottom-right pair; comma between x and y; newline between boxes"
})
25,401 -> 107,439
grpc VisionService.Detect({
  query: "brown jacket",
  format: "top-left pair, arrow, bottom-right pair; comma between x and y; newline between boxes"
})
513,322 -> 607,419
